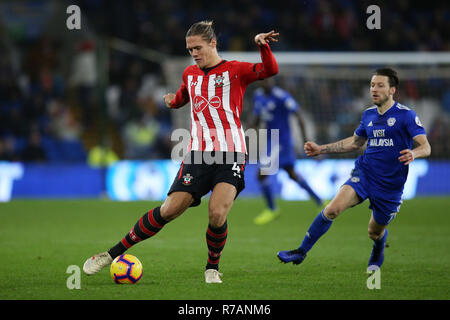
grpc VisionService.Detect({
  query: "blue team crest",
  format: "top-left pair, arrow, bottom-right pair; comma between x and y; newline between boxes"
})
387,117 -> 396,126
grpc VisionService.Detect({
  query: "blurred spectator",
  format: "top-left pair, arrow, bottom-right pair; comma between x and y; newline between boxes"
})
46,99 -> 82,142
21,130 -> 47,162
0,137 -> 16,161
87,144 -> 119,167
74,0 -> 450,53
121,114 -> 161,159
69,40 -> 97,128
428,117 -> 450,158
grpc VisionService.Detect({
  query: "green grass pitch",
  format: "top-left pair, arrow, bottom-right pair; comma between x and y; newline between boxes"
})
1,197 -> 449,300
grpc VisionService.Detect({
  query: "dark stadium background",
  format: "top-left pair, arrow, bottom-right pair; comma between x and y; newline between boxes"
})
1,0 -> 449,304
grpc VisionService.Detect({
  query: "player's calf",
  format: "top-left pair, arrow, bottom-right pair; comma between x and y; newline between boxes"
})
106,206 -> 168,260
368,229 -> 388,271
205,221 -> 228,271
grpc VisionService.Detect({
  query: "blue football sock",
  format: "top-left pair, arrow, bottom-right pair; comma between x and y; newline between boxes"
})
373,229 -> 388,252
294,175 -> 322,205
298,210 -> 333,254
260,178 -> 276,211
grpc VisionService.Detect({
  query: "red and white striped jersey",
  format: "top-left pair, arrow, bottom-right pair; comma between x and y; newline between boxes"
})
170,43 -> 278,154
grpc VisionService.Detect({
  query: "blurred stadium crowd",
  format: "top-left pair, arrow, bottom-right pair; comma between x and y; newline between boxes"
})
0,0 -> 449,163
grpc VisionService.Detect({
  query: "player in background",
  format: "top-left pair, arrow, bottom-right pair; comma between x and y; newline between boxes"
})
252,78 -> 322,225
277,68 -> 431,271
83,21 -> 279,283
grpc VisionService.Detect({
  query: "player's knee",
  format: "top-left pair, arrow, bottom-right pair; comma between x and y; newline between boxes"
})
208,211 -> 226,228
323,204 -> 342,220
160,203 -> 180,221
160,197 -> 190,221
208,206 -> 230,228
368,229 -> 383,241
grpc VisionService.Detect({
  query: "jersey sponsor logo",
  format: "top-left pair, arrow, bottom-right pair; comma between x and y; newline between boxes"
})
351,176 -> 360,183
387,117 -> 396,126
369,138 -> 394,146
368,121 -> 373,127
193,95 -> 221,113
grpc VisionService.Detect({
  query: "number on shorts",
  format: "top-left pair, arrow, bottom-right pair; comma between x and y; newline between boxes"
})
232,162 -> 241,178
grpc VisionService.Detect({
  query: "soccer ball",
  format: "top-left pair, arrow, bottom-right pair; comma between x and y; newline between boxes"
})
110,254 -> 143,284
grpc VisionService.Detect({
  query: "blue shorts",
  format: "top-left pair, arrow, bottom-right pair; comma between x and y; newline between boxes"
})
343,167 -> 402,226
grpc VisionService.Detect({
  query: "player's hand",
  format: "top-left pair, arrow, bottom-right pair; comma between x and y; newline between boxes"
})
254,30 -> 279,46
163,93 -> 175,108
304,141 -> 321,157
398,149 -> 415,165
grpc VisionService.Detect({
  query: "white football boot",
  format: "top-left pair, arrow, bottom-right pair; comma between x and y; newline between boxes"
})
83,252 -> 113,275
204,269 -> 223,283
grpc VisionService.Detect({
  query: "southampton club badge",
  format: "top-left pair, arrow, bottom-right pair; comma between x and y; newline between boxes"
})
387,117 -> 396,127
182,173 -> 193,186
214,75 -> 224,88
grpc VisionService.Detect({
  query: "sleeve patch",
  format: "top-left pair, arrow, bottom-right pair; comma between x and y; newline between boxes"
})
415,116 -> 423,127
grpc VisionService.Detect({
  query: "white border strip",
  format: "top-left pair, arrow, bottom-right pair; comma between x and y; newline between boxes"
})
219,52 -> 450,65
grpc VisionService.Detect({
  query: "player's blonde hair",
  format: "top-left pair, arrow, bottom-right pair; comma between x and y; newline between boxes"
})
186,20 -> 217,43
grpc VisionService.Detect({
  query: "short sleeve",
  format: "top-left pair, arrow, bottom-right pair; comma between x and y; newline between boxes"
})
283,94 -> 299,112
405,110 -> 426,138
354,118 -> 367,138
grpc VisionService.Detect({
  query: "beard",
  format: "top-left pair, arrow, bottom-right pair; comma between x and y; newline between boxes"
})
374,95 -> 389,106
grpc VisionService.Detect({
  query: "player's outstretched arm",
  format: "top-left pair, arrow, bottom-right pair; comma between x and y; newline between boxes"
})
250,31 -> 279,80
398,134 -> 431,165
304,134 -> 366,157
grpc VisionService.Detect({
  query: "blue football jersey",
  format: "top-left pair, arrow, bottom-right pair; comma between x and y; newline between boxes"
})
354,101 -> 426,191
253,86 -> 299,148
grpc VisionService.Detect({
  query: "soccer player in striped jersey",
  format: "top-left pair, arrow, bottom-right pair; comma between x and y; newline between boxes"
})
83,21 -> 279,283
277,68 -> 431,272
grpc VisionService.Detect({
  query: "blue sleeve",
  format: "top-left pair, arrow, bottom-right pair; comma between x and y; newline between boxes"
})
405,110 -> 426,138
354,114 -> 367,138
283,93 -> 299,112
